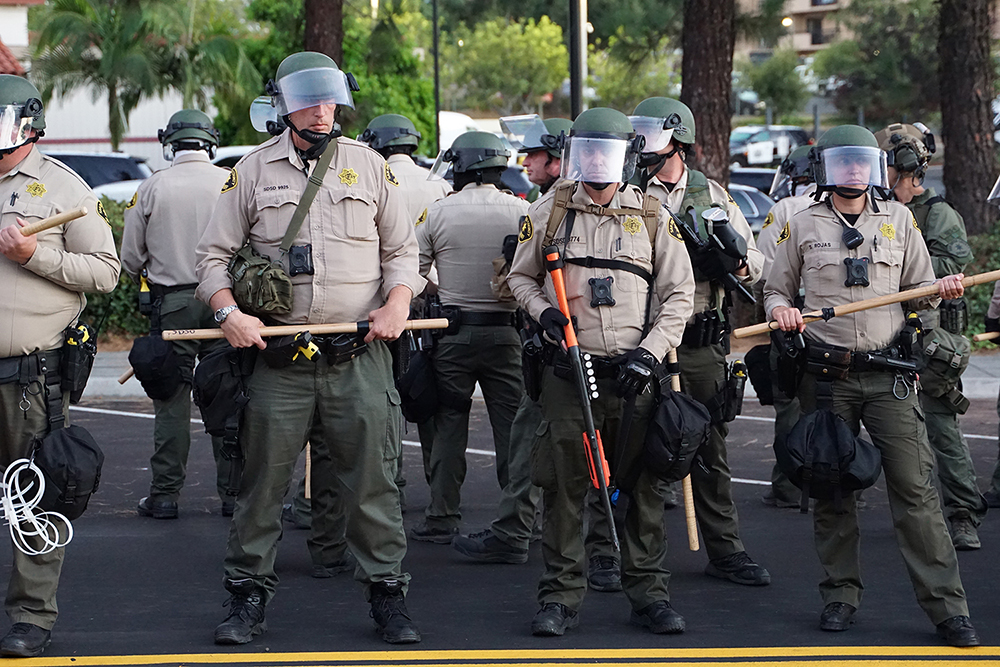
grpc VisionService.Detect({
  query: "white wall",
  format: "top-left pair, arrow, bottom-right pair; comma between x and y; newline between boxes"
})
0,7 -> 29,51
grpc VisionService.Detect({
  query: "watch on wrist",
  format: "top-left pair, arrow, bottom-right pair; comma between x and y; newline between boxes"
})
214,304 -> 239,324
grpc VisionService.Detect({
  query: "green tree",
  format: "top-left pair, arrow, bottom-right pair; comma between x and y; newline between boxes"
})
31,0 -> 164,151
746,49 -> 806,118
812,0 -> 939,125
445,17 -> 568,115
590,33 -> 681,112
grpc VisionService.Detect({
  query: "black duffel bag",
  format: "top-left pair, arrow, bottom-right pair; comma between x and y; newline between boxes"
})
33,425 -> 105,521
775,406 -> 882,512
643,387 -> 712,484
395,350 -> 438,424
129,335 -> 183,401
744,343 -> 773,406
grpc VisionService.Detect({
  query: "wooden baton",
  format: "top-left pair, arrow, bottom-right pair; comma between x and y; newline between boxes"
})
162,317 -> 451,341
734,269 -> 1000,339
973,331 -> 999,343
667,349 -> 700,552
18,207 -> 88,236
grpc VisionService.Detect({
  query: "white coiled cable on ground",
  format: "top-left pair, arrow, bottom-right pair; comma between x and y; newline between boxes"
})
1,458 -> 72,555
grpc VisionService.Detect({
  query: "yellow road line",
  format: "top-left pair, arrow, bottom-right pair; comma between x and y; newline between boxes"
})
14,646 -> 1000,667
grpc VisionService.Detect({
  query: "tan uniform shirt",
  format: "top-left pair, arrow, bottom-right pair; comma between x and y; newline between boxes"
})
386,153 -> 451,224
195,132 -> 424,324
0,146 -> 120,357
508,182 -> 695,361
758,184 -> 817,277
646,167 -> 763,322
416,183 -> 528,313
764,196 -> 938,352
121,152 -> 230,286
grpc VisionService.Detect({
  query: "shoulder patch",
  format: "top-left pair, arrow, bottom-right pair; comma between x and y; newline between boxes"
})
125,191 -> 137,210
727,190 -> 738,206
762,211 -> 774,229
948,239 -> 972,258
622,215 -> 642,236
221,168 -> 237,194
518,215 -> 533,243
911,211 -> 919,230
339,167 -> 358,186
667,217 -> 684,242
776,221 -> 790,246
96,200 -> 111,226
415,208 -> 428,227
384,163 -> 399,186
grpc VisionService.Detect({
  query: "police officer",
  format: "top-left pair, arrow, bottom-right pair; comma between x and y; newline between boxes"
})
631,97 -> 770,586
875,122 -> 984,550
757,145 -> 815,508
195,52 -> 424,645
508,107 -> 695,635
121,109 -> 234,519
766,125 -> 978,646
501,114 -> 572,199
983,177 -> 1000,509
0,74 -> 120,656
409,131 -> 528,542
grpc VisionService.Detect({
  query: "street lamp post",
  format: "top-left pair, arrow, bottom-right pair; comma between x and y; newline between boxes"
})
433,0 -> 440,155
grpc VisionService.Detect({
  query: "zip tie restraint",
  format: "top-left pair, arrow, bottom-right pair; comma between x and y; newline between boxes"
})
1,458 -> 72,556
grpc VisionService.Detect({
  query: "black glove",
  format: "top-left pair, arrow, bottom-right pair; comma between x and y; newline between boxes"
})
615,347 -> 659,397
985,316 -> 1000,345
693,247 -> 743,282
539,307 -> 570,344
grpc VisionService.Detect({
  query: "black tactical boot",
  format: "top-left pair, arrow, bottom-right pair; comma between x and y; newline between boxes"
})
936,615 -> 980,647
531,602 -> 579,636
214,579 -> 266,645
137,496 -> 178,519
630,600 -> 686,634
0,623 -> 51,657
587,555 -> 623,592
705,550 -> 771,586
369,581 -> 421,644
452,529 -> 528,564
819,602 -> 856,631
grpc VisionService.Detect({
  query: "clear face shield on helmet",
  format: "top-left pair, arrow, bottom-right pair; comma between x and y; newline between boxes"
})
272,67 -> 356,115
627,116 -> 676,154
814,145 -> 888,191
559,136 -> 637,184
0,102 -> 40,151
428,144 -> 510,180
499,114 -> 550,152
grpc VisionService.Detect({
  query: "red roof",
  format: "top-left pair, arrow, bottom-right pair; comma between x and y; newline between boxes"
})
0,38 -> 24,76
0,0 -> 44,5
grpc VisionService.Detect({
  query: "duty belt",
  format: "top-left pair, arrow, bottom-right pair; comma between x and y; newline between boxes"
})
549,349 -> 620,380
848,350 -> 916,373
460,311 -> 517,327
149,282 -> 198,298
311,333 -> 368,365
0,350 -> 60,386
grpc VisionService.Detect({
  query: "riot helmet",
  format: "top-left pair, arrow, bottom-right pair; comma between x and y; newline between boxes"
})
358,114 -> 421,157
560,107 -> 643,189
769,145 -> 813,199
809,125 -> 888,199
250,95 -> 287,137
158,109 -> 220,160
500,114 -> 571,159
874,122 -> 934,186
430,131 -> 509,189
0,75 -> 45,158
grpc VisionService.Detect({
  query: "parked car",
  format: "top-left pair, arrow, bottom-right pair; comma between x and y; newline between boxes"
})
729,167 -> 777,197
42,151 -> 152,189
729,126 -> 811,167
728,182 -> 775,234
94,146 -> 254,202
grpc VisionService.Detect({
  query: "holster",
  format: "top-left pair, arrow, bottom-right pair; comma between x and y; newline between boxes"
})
682,310 -> 727,349
771,329 -> 806,398
704,359 -> 747,424
519,311 -> 546,402
260,331 -> 321,368
804,341 -> 851,381
60,323 -> 97,404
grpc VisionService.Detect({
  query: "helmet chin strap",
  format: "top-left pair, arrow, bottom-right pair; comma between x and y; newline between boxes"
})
585,181 -> 613,191
0,135 -> 39,160
832,185 -> 868,199
284,116 -> 343,160
637,152 -> 668,192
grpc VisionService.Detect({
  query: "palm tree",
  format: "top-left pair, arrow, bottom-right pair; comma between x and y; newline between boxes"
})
31,0 -> 164,151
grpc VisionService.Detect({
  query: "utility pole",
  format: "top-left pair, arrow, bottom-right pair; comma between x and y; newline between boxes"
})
433,0 -> 441,155
569,0 -> 587,118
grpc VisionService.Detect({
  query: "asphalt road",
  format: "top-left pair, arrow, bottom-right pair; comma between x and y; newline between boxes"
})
5,395 -> 1000,666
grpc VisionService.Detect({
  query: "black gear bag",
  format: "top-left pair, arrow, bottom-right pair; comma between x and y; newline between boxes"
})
642,381 -> 712,484
775,379 -> 882,513
129,335 -> 183,401
33,425 -> 105,521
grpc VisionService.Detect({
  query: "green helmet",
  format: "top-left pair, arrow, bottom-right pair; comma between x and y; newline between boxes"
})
268,51 -> 359,115
0,75 -> 44,152
358,114 -> 420,151
158,109 -> 219,146
563,108 -> 641,184
537,118 -> 572,158
632,97 -> 695,145
440,131 -> 509,173
499,115 -> 571,158
810,125 -> 888,193
874,122 -> 934,176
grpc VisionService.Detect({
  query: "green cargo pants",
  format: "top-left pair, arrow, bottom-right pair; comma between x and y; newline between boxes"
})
798,371 -> 969,624
424,325 -> 522,530
223,341 -> 407,603
149,289 -> 230,503
920,392 -> 987,525
489,393 -> 542,548
533,368 -> 670,612
0,352 -> 68,630
676,342 -> 746,560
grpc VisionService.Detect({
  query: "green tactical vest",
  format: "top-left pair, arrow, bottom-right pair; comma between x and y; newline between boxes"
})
678,169 -> 720,242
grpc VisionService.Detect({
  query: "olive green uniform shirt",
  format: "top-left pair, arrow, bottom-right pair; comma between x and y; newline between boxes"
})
907,188 -> 973,279
765,196 -> 939,352
507,182 -> 695,361
0,146 -> 120,357
646,167 -> 763,322
416,183 -> 528,312
195,132 -> 425,323
121,151 -> 230,286
386,153 -> 451,224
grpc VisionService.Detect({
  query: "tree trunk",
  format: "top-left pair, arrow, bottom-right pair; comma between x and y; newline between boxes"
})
680,0 -> 735,186
108,85 -> 122,152
938,0 -> 996,235
304,0 -> 344,64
